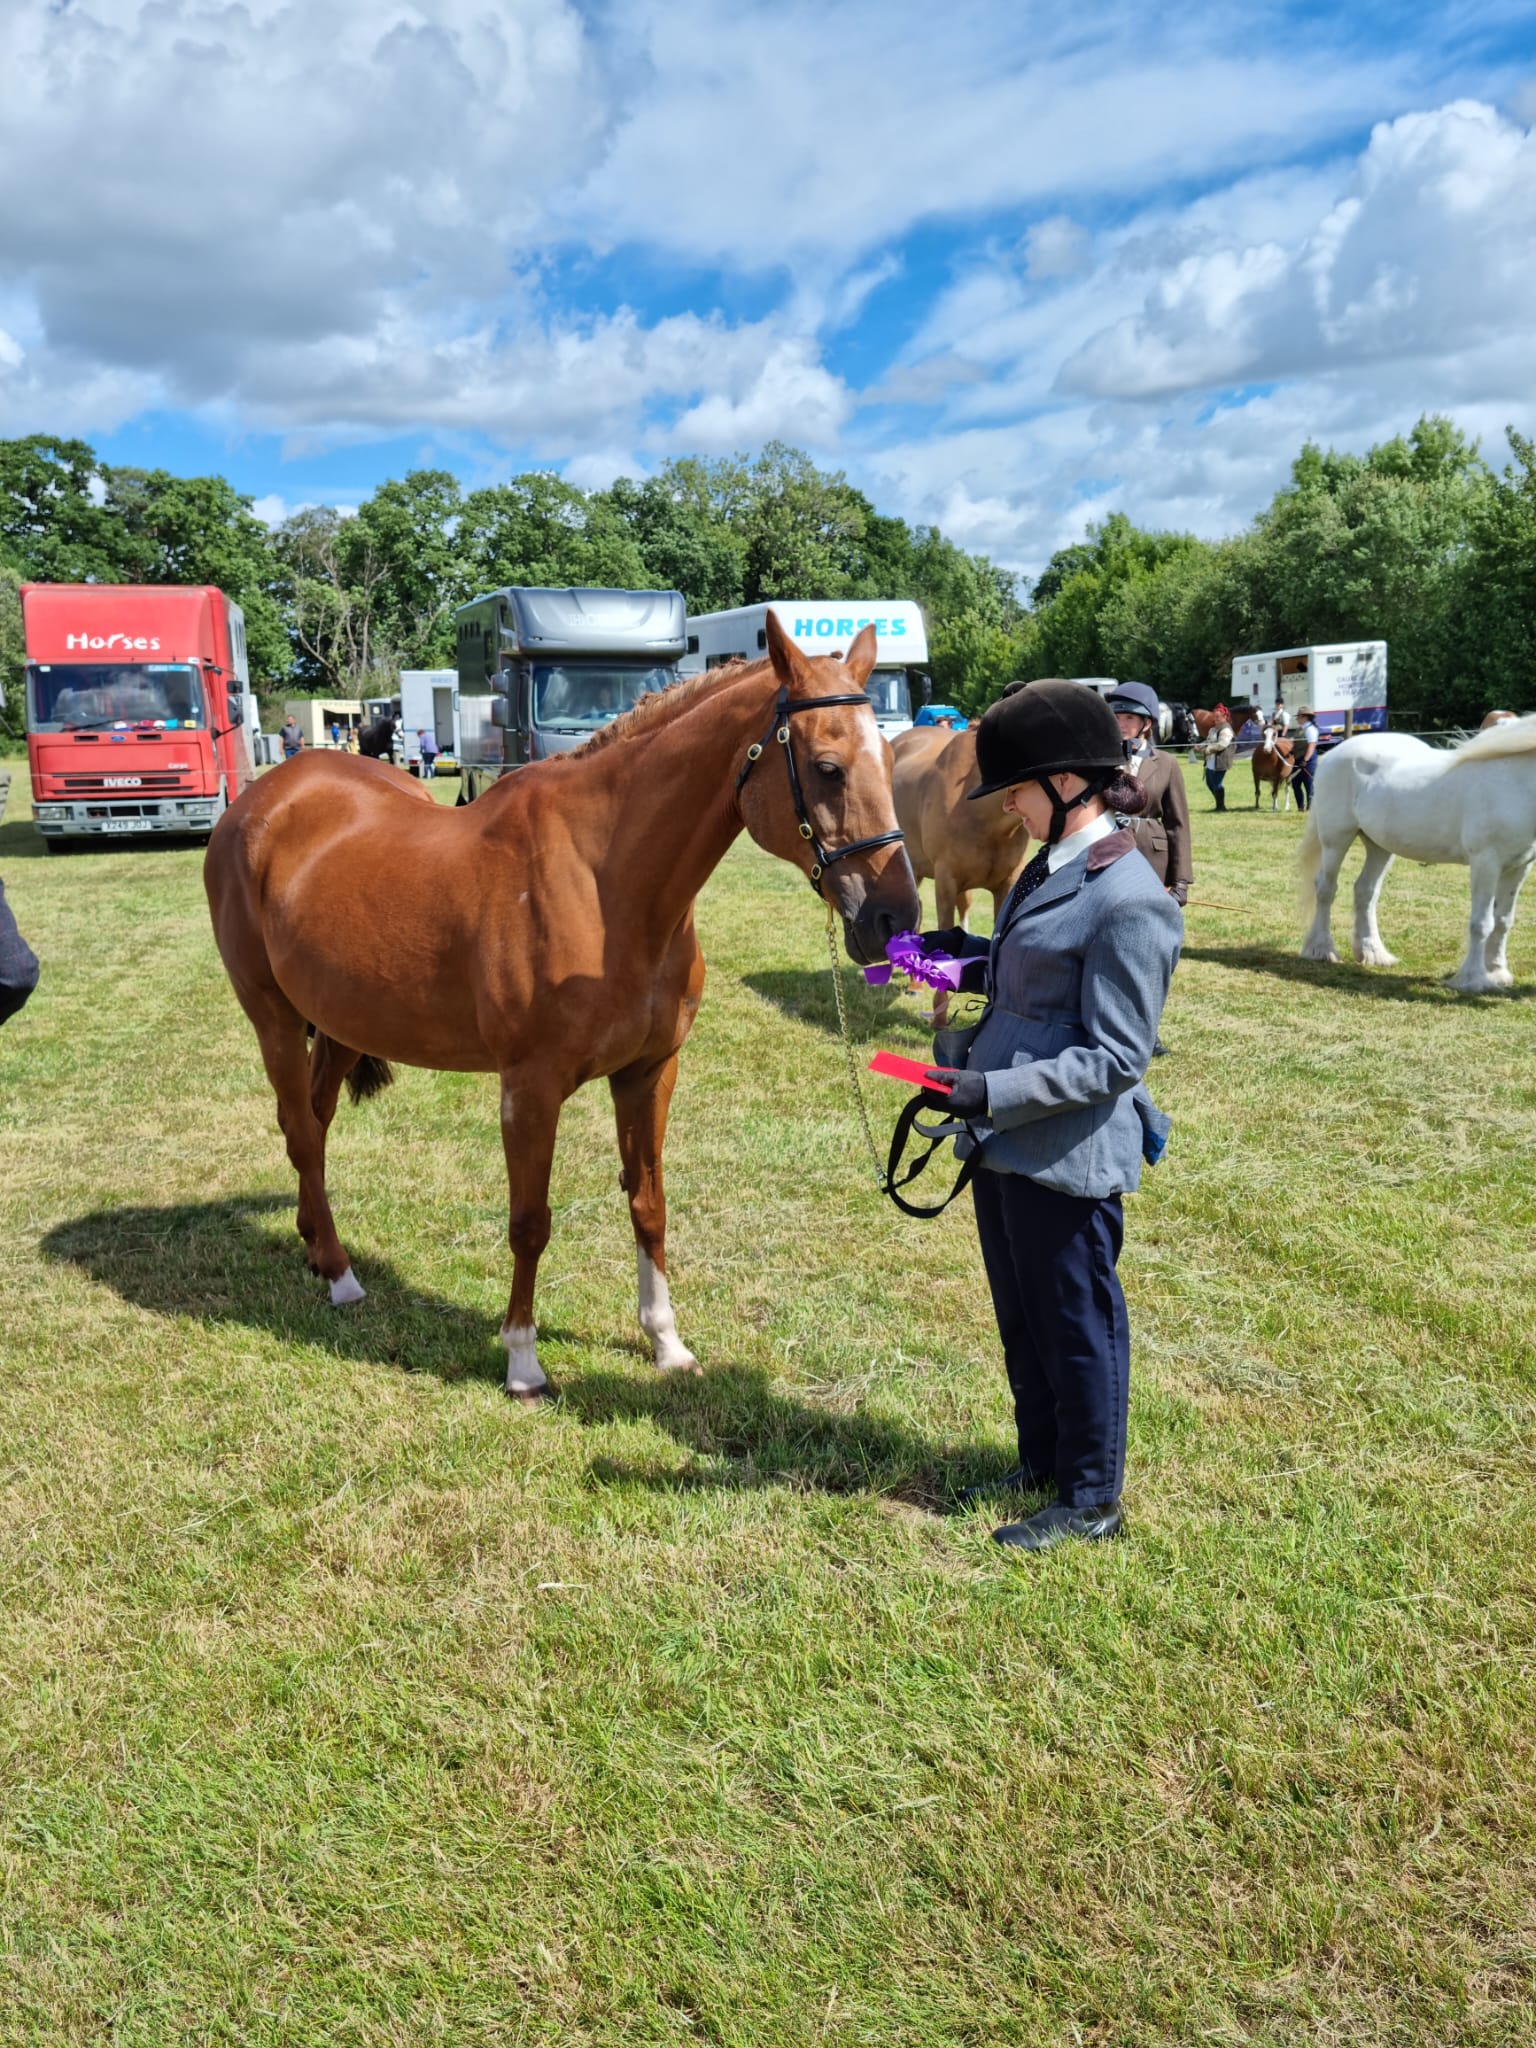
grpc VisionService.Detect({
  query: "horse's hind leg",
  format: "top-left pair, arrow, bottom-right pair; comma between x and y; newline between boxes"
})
1483,858 -> 1532,987
244,997 -> 362,1300
497,1069 -> 563,1397
610,1053 -> 700,1374
1448,849 -> 1506,992
1300,824 -> 1355,963
1352,837 -> 1398,968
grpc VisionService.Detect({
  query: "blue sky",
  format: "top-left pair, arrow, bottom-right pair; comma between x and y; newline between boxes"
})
2,0 -> 1533,576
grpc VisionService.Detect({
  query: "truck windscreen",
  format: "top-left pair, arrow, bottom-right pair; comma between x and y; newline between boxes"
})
865,669 -> 910,719
28,662 -> 206,732
533,664 -> 675,731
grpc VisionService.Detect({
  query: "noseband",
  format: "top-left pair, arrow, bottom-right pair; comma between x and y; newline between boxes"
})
734,685 -> 906,894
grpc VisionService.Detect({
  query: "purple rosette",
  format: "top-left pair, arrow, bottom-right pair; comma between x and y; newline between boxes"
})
864,929 -> 964,992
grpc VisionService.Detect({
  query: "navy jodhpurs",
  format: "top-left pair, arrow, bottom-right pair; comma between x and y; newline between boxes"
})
971,1167 -> 1130,1508
1291,760 -> 1315,810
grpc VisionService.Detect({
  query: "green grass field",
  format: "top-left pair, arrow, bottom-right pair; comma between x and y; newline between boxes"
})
2,761 -> 1534,2045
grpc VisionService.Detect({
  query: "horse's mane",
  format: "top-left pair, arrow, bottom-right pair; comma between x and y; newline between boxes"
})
571,657 -> 764,759
1447,713 -> 1536,767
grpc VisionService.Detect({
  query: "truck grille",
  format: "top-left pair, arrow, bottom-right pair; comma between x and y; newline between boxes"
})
59,773 -> 188,795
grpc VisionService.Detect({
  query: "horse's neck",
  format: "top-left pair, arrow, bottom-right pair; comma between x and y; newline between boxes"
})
583,670 -> 775,925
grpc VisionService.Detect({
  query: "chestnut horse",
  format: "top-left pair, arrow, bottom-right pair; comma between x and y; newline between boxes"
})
205,617 -> 919,1395
890,723 -> 1026,1021
1252,727 -> 1295,810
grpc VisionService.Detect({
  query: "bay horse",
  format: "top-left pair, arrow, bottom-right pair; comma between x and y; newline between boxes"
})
890,723 -> 1026,1022
1298,716 -> 1536,991
205,617 -> 919,1394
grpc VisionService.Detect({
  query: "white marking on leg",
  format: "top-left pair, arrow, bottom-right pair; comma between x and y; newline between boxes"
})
501,1322 -> 547,1394
637,1249 -> 698,1373
328,1265 -> 366,1306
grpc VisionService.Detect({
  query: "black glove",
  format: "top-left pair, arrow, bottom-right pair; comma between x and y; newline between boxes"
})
920,927 -> 970,956
922,1068 -> 988,1118
1169,881 -> 1188,907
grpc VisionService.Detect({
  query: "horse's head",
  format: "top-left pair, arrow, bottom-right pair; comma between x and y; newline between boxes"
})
738,614 -> 920,965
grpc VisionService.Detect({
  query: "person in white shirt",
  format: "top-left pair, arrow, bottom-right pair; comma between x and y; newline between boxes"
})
1291,710 -> 1321,811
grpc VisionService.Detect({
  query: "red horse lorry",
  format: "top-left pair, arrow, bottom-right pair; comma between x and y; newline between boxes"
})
23,583 -> 259,848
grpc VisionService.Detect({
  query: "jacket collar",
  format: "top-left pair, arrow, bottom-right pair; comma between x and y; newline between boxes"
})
1086,824 -> 1136,871
990,824 -> 1138,955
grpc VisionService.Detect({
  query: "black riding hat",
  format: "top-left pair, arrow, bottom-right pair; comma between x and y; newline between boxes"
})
967,680 -> 1127,800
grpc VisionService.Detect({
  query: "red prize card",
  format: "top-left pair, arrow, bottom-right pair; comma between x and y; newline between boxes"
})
868,1050 -> 949,1090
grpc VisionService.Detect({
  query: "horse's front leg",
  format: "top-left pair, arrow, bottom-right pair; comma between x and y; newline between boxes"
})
610,1052 -> 700,1374
1448,850 -> 1505,993
1483,857 -> 1531,987
498,1070 -> 564,1398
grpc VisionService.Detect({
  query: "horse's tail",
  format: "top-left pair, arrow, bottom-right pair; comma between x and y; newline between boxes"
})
346,1056 -> 395,1104
305,1023 -> 395,1105
1296,806 -> 1323,923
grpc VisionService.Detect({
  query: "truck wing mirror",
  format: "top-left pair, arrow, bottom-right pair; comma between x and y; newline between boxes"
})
227,694 -> 245,727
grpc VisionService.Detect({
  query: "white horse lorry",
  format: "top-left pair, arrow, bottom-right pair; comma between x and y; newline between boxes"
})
1230,642 -> 1388,737
454,586 -> 688,799
681,600 -> 932,738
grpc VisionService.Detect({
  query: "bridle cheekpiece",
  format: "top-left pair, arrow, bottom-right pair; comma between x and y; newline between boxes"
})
734,684 -> 905,894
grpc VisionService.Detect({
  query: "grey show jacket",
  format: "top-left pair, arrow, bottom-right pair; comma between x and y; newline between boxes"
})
944,827 -> 1181,1198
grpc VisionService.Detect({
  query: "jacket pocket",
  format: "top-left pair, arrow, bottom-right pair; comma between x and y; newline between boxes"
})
968,1006 -> 1086,1073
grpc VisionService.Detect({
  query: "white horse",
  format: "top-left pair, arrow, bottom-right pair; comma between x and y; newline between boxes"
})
1299,717 -> 1536,992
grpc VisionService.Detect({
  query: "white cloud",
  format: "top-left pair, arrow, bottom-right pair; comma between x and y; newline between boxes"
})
865,99 -> 1536,574
0,3 -> 1528,588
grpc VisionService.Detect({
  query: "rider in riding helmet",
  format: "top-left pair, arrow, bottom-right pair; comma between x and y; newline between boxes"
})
919,681 -> 1182,1552
1103,681 -> 1192,910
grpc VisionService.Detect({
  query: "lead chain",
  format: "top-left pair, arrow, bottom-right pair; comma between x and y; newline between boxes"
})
824,899 -> 890,1191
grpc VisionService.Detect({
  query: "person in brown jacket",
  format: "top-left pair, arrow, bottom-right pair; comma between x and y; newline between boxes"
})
1104,683 -> 1191,907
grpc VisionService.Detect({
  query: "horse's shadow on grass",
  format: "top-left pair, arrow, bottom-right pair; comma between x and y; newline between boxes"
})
41,1194 -> 530,1384
1180,942 -> 1535,1005
743,968 -> 972,1048
41,1195 -> 990,1512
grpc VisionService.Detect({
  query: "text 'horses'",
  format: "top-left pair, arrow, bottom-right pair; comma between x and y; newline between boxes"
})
205,619 -> 919,1392
1298,716 -> 1536,992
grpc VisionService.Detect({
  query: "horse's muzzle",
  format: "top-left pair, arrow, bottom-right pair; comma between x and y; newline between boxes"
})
838,865 -> 922,966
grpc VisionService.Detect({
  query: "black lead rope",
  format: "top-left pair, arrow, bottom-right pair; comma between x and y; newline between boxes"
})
735,685 -> 906,892
883,1093 -> 988,1218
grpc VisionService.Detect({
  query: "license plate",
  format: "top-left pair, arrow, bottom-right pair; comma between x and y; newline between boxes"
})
98,819 -> 143,833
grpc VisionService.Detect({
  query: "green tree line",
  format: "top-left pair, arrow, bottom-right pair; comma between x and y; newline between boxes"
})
3,415 -> 1533,733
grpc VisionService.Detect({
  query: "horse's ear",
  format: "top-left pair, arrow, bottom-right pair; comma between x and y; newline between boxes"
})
842,623 -> 877,686
765,610 -> 816,692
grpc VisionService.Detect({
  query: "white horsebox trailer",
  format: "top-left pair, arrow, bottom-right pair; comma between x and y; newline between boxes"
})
682,600 -> 932,738
1230,642 -> 1388,737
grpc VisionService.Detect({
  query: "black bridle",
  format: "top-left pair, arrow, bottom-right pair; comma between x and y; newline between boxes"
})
734,685 -> 906,894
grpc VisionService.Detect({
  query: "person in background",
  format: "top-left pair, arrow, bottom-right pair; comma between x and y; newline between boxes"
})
1200,704 -> 1236,812
1235,710 -> 1263,757
914,703 -> 965,729
1291,709 -> 1320,811
919,682 -> 1182,1554
0,877 -> 40,1026
418,729 -> 439,780
330,721 -> 342,748
279,714 -> 303,759
1106,680 -> 1189,1060
1272,697 -> 1291,736
1104,682 -> 1192,910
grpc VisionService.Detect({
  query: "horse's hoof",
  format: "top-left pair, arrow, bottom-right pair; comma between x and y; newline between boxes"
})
328,1266 -> 366,1306
505,1383 -> 550,1407
1354,946 -> 1398,968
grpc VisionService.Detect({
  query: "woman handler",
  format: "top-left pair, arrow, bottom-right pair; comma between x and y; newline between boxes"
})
922,682 -> 1182,1553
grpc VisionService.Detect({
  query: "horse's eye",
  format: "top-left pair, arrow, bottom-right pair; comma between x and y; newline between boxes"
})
815,759 -> 845,782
